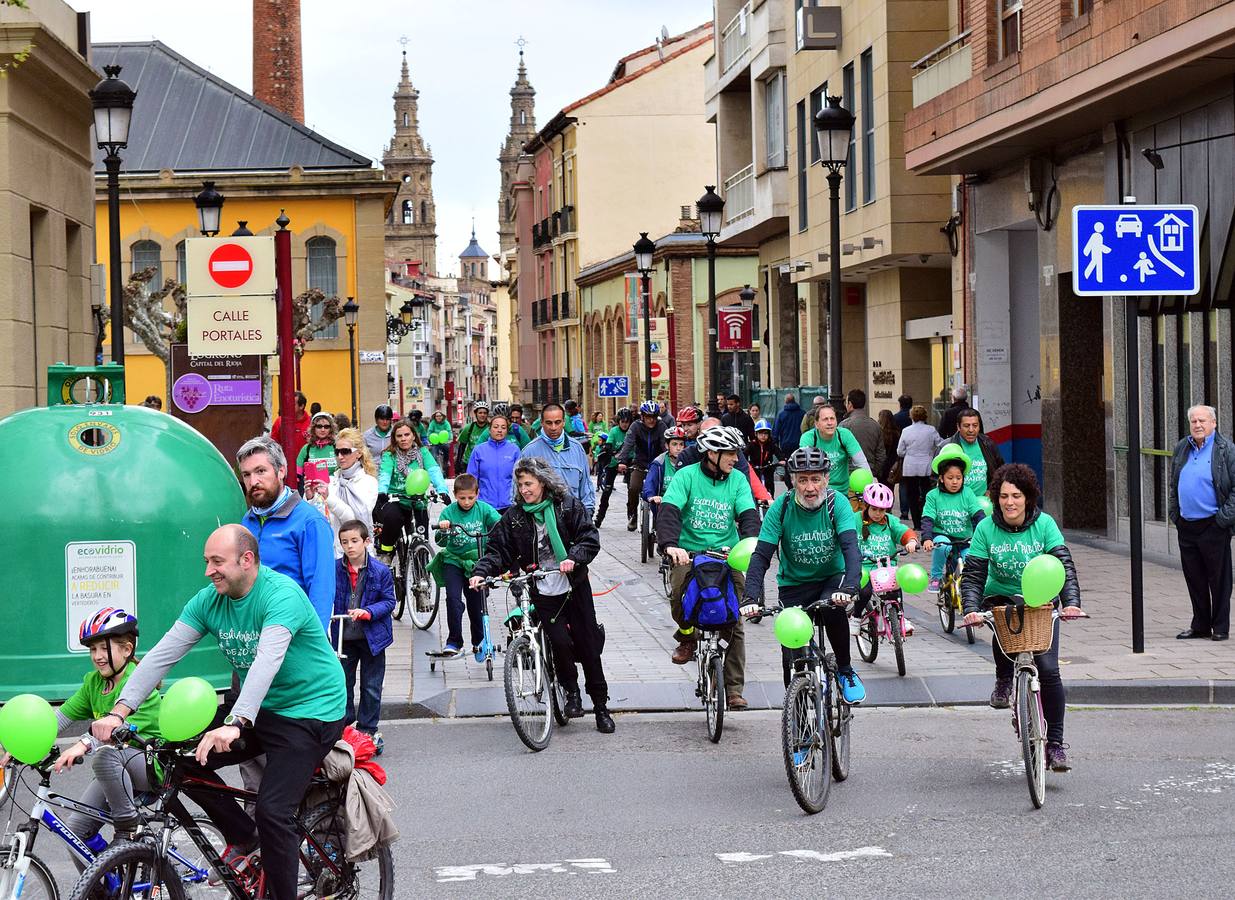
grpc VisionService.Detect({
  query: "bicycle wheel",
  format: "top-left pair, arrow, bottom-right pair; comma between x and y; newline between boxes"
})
69,841 -> 188,900
780,675 -> 832,814
938,575 -> 955,633
1018,669 -> 1047,809
889,603 -> 906,677
661,561 -> 672,598
856,612 -> 879,663
407,543 -> 439,630
300,801 -> 395,899
829,675 -> 851,782
165,816 -> 227,897
0,850 -> 57,899
705,651 -> 725,744
390,548 -> 407,621
640,504 -> 651,563
962,584 -> 976,644
504,632 -> 553,751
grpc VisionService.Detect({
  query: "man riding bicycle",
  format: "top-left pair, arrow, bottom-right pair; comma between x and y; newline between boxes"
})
617,400 -> 668,532
737,448 -> 867,703
91,524 -> 347,900
658,426 -> 760,709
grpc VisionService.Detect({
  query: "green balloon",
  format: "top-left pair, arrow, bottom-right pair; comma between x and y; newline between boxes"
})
774,606 -> 814,650
1022,554 -> 1065,608
406,468 -> 431,496
860,568 -> 870,589
0,693 -> 57,764
976,496 -> 994,514
896,562 -> 929,594
849,468 -> 874,495
728,537 -> 759,573
159,677 -> 218,742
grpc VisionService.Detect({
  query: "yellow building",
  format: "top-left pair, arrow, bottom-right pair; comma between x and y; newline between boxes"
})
93,42 -> 394,420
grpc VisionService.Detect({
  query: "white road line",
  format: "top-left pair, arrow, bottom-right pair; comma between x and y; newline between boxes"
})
717,846 -> 892,865
434,858 -> 616,882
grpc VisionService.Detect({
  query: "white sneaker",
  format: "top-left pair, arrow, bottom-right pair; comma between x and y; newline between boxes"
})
848,617 -> 861,637
902,617 -> 915,637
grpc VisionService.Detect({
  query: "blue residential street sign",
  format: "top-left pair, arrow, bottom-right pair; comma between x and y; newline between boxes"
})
597,376 -> 630,398
1072,204 -> 1200,296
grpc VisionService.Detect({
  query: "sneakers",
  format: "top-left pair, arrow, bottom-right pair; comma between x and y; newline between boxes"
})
472,645 -> 483,662
901,617 -> 915,637
836,668 -> 866,705
928,578 -> 940,593
595,706 -> 616,734
1046,742 -> 1071,772
990,678 -> 1013,709
372,732 -> 384,756
670,640 -> 696,665
564,688 -> 585,719
626,516 -> 638,532
726,693 -> 749,710
441,644 -> 464,660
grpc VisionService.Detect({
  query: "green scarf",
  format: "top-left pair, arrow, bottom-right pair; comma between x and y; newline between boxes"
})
522,498 -> 567,562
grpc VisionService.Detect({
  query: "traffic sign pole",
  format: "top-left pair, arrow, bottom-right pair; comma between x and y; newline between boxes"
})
1127,297 -> 1144,653
275,213 -> 296,470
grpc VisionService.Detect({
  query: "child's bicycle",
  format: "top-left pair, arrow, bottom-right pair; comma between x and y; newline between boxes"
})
855,548 -> 912,677
426,520 -> 499,680
933,536 -> 975,643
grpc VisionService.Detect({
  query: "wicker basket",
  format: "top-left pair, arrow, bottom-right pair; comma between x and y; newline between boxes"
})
990,604 -> 1054,654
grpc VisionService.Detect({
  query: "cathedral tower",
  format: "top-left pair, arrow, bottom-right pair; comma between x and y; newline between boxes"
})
497,49 -> 536,255
383,50 -> 437,275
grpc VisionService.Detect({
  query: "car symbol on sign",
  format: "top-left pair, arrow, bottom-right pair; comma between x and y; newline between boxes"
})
1114,214 -> 1142,238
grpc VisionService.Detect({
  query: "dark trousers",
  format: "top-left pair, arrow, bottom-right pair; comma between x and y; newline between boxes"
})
444,562 -> 485,649
534,579 -> 609,705
182,708 -> 345,900
429,444 -> 449,473
341,640 -> 385,734
756,466 -> 777,498
900,476 -> 930,529
779,578 -> 849,687
1177,516 -> 1232,635
626,466 -> 647,519
377,501 -> 427,552
594,467 -> 619,524
992,617 -> 1065,744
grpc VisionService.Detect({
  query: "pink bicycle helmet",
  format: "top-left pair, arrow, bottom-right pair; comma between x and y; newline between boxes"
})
862,482 -> 895,510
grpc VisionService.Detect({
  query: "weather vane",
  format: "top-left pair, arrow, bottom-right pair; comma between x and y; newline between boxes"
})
515,36 -> 528,57
399,35 -> 410,54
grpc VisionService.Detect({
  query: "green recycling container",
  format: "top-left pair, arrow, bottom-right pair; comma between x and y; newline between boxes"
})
0,365 -> 244,701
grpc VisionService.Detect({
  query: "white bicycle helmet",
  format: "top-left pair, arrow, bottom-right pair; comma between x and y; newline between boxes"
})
696,426 -> 745,453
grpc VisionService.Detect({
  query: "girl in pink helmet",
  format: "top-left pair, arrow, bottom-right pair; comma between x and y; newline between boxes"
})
853,481 -> 920,636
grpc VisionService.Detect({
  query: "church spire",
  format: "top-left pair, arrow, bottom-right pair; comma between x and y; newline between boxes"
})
388,49 -> 427,158
498,44 -> 537,255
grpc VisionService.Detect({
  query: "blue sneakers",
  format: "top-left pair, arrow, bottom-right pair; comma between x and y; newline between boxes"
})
837,667 -> 866,705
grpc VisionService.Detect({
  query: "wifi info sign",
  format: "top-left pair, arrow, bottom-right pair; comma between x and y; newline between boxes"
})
717,306 -> 753,351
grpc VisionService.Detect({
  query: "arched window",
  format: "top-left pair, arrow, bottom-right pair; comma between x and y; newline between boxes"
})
175,240 -> 187,286
402,200 -> 414,224
520,110 -> 526,125
402,112 -> 409,127
306,236 -> 339,338
131,240 -> 162,284
420,200 -> 428,223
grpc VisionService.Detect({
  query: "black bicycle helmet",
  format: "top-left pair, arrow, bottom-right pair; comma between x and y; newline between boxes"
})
374,404 -> 394,419
616,406 -> 633,423
786,447 -> 831,474
491,402 -> 511,417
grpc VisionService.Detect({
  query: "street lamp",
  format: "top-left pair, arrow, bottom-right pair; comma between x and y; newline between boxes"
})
194,181 -> 225,237
734,283 -> 757,396
386,297 -> 421,344
697,185 -> 725,412
633,231 -> 656,404
343,297 -> 360,425
90,64 -> 136,366
813,95 -> 855,407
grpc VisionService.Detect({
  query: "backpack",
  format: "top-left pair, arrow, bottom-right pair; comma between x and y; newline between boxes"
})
681,554 -> 740,629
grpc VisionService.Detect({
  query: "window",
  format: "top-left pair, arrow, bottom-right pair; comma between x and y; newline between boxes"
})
860,49 -> 875,204
998,0 -> 1022,58
402,200 -> 414,224
1072,0 -> 1092,14
131,240 -> 162,295
520,110 -> 526,125
808,81 -> 827,165
421,200 -> 428,223
306,236 -> 339,338
795,100 -> 808,232
175,240 -> 187,286
764,71 -> 786,168
842,63 -> 856,210
402,112 -> 409,127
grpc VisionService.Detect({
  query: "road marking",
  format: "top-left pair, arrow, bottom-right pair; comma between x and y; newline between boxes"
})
434,858 -> 615,882
717,847 -> 891,865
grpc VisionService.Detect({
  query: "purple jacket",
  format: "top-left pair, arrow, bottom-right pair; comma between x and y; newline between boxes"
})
467,438 -> 521,511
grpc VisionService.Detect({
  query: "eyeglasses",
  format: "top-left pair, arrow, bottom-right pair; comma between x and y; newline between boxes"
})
334,447 -> 357,456
315,423 -> 332,429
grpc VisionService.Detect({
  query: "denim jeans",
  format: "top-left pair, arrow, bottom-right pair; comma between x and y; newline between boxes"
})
444,562 -> 485,649
341,639 -> 386,734
931,542 -> 968,580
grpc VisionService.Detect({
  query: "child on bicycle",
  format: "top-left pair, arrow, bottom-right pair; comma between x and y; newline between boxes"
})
641,425 -> 687,515
434,472 -> 502,659
853,481 -> 919,635
920,454 -> 986,593
332,520 -> 396,755
747,418 -> 781,498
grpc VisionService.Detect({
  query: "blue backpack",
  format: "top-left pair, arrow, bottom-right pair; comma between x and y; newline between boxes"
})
681,554 -> 740,629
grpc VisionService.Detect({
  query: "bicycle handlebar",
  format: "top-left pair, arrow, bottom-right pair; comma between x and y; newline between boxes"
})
473,570 -> 549,590
962,605 -> 1091,628
861,547 -> 911,564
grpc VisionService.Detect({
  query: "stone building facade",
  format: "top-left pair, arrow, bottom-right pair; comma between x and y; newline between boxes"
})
383,52 -> 438,276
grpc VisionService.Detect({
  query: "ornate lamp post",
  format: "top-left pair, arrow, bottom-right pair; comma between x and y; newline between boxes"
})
633,231 -> 656,403
813,95 -> 856,406
90,65 -> 136,366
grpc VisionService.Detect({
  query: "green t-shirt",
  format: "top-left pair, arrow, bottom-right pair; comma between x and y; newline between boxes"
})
662,462 -> 755,553
61,662 -> 163,740
435,499 -> 502,570
179,566 -> 345,721
967,512 -> 1066,599
923,485 -> 984,540
758,492 -> 856,586
858,515 -> 911,565
798,426 -> 865,492
958,438 -> 988,496
603,425 -> 628,469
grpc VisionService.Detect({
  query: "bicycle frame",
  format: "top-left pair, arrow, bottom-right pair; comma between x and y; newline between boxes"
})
694,631 -> 727,700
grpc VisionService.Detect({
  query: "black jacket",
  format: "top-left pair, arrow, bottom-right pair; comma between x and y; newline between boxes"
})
721,408 -> 756,444
1169,431 -> 1235,532
937,400 -> 970,439
959,506 -> 1081,614
617,419 -> 667,469
472,493 -> 600,589
944,433 -> 1005,490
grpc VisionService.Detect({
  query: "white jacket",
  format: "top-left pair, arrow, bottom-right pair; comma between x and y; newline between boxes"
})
897,421 -> 941,477
325,465 -> 379,557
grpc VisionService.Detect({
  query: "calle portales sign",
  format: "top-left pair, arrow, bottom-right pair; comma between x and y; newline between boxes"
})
185,236 -> 277,356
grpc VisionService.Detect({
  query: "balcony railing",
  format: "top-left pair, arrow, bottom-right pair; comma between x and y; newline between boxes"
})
721,2 -> 752,74
558,205 -> 575,235
911,30 -> 972,106
560,290 -> 572,319
723,163 -> 755,225
551,293 -> 559,320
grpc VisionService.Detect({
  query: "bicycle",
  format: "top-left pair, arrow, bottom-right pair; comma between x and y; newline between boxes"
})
67,727 -> 394,899
764,598 -> 853,815
0,750 -> 224,898
657,553 -> 672,599
639,498 -> 657,564
386,490 -> 442,629
428,521 -> 498,681
476,572 -> 567,752
683,549 -> 734,744
966,603 -> 1088,809
932,536 -> 974,644
855,548 -> 912,677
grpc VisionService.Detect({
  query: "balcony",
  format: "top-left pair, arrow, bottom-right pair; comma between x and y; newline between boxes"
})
911,31 -> 972,107
551,293 -> 559,320
558,205 -> 575,236
721,3 -> 752,75
723,164 -> 755,225
559,290 -> 572,320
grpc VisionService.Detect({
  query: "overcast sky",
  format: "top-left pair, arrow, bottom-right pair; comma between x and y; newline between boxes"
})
77,0 -> 713,278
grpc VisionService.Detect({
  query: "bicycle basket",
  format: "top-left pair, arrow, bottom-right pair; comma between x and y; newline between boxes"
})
991,604 -> 1054,654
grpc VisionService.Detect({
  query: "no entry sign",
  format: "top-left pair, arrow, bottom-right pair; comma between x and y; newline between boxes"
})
186,236 -> 276,297
207,243 -> 254,289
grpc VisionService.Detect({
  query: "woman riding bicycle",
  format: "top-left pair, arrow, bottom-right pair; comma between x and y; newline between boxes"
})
960,463 -> 1083,771
470,457 -> 615,734
374,418 -> 449,562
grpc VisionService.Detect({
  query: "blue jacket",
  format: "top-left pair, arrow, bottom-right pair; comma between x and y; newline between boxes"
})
330,556 -> 396,656
468,438 -> 521,511
773,401 -> 805,451
520,434 -> 596,514
242,490 -> 335,631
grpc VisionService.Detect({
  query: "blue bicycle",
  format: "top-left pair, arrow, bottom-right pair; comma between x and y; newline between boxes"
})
428,520 -> 498,681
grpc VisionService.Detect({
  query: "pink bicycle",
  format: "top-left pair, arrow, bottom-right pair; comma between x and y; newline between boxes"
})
855,549 -> 912,677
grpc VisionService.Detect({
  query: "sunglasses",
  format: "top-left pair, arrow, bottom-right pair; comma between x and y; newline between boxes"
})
334,447 -> 357,456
